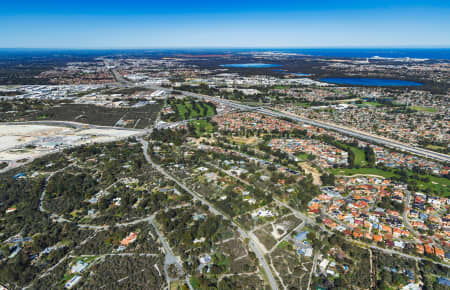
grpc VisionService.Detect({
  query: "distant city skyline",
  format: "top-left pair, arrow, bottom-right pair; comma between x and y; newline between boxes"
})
2,0 -> 450,48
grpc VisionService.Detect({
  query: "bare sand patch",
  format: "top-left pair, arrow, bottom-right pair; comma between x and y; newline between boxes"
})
300,162 -> 321,185
0,124 -> 139,166
231,136 -> 260,145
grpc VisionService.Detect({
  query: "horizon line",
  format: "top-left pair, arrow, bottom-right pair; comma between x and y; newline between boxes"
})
1,45 -> 450,50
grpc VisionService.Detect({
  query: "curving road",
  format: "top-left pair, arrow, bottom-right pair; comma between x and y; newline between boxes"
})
138,138 -> 279,290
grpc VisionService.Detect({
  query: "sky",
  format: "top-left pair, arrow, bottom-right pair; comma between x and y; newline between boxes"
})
1,0 -> 450,48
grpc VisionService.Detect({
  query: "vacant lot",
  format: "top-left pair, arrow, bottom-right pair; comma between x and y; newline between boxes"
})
3,102 -> 162,128
0,124 -> 139,168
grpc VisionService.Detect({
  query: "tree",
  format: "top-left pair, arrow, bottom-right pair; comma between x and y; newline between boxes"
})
320,173 -> 335,186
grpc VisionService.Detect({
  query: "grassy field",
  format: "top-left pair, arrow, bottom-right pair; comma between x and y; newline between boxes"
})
330,167 -> 398,178
176,103 -> 189,119
185,102 -> 198,118
277,240 -> 290,249
362,102 -> 384,107
190,277 -> 200,289
205,103 -> 215,115
422,175 -> 450,196
336,143 -> 367,167
425,144 -> 446,151
295,102 -> 312,108
172,99 -> 216,120
295,153 -> 310,161
191,120 -> 215,136
273,85 -> 290,89
410,106 -> 437,113
349,146 -> 367,167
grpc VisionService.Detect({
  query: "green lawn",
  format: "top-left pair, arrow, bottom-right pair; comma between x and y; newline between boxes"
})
61,273 -> 76,284
296,102 -> 312,108
205,103 -> 216,116
176,103 -> 189,119
295,153 -> 310,161
335,143 -> 367,167
410,106 -> 437,113
349,146 -> 367,167
174,100 -> 216,120
190,277 -> 200,289
191,120 -> 215,136
362,102 -> 384,107
184,102 -> 199,119
330,167 -> 398,178
79,255 -> 98,263
274,85 -> 290,89
419,175 -> 449,196
277,240 -> 290,249
195,102 -> 205,116
425,144 -> 446,151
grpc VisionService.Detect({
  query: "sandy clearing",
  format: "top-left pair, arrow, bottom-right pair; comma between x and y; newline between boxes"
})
300,162 -> 322,185
231,136 -> 260,145
0,136 -> 24,151
78,128 -> 137,138
0,124 -> 70,136
0,124 -> 140,167
271,224 -> 288,240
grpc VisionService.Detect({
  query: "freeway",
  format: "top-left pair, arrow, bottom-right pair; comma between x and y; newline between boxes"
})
258,108 -> 450,163
112,69 -> 448,164
109,66 -> 129,84
210,97 -> 449,163
156,86 -> 450,164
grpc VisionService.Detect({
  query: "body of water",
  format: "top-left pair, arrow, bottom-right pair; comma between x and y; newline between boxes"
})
320,78 -> 423,86
221,63 -> 282,68
1,48 -> 449,60
295,73 -> 312,76
253,48 -> 450,60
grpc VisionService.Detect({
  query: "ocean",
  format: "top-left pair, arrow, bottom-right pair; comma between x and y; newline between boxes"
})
262,48 -> 450,60
1,48 -> 449,60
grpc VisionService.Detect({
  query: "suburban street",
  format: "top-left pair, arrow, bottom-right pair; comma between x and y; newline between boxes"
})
138,138 -> 279,290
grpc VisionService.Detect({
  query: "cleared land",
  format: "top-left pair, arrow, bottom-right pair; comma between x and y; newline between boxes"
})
2,103 -> 162,129
0,124 -> 140,171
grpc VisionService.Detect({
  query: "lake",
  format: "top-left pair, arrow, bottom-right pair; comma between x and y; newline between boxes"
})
221,63 -> 282,68
320,78 -> 423,87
